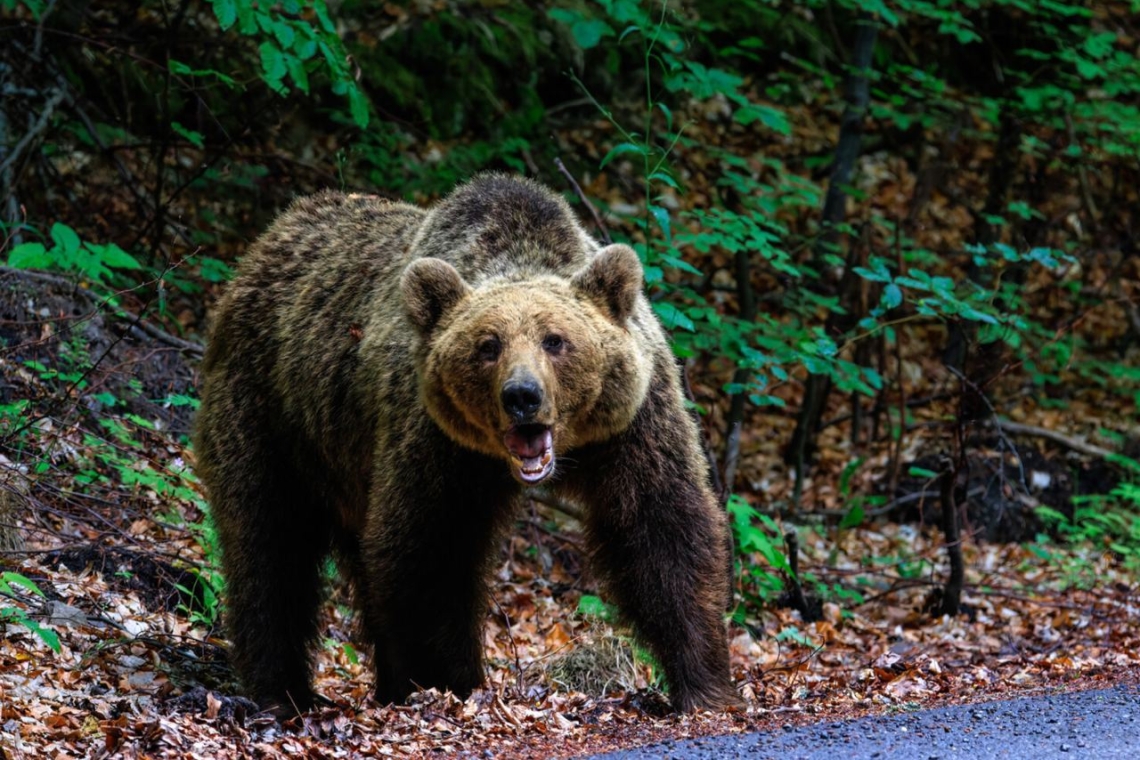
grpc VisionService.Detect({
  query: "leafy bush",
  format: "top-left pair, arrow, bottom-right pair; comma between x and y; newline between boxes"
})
1,571 -> 61,651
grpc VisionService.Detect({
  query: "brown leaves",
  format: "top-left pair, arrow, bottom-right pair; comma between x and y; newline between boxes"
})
4,502 -> 1140,758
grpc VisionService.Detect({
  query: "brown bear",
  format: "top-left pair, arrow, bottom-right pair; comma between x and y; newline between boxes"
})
193,174 -> 739,714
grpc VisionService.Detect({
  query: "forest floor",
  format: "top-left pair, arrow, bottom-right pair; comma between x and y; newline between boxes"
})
2,267 -> 1139,758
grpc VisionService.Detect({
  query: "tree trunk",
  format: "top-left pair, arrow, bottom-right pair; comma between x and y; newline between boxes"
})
785,15 -> 879,503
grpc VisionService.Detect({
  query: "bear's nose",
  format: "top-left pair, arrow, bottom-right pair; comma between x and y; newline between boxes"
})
501,380 -> 543,422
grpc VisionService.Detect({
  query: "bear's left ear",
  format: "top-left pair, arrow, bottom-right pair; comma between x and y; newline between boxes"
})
572,244 -> 643,324
401,257 -> 472,337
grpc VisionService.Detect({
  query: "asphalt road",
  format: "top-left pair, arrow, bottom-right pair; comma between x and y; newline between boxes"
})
589,684 -> 1139,759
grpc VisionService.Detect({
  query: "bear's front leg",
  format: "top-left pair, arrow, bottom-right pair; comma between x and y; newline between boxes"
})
565,366 -> 741,712
359,418 -> 520,705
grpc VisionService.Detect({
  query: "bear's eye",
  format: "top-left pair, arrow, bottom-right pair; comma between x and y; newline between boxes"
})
477,337 -> 501,363
542,334 -> 565,354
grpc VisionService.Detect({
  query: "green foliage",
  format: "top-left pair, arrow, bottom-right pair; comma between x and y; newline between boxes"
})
1035,457 -> 1140,582
200,0 -> 369,126
1,572 -> 61,652
2,340 -> 224,630
774,626 -> 817,648
7,224 -> 140,286
728,494 -> 788,604
575,594 -> 618,622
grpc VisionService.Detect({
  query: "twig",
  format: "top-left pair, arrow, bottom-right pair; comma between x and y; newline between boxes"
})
0,260 -> 193,446
528,487 -> 583,522
887,219 -> 906,495
554,157 -> 612,244
823,392 -> 953,430
490,595 -> 524,694
759,484 -> 987,521
32,0 -> 59,60
520,517 -> 583,549
994,419 -> 1118,460
937,457 -> 964,616
0,265 -> 204,357
0,87 -> 65,178
854,578 -> 939,608
1063,111 -> 1098,229
722,421 -> 742,501
946,364 -> 1028,493
782,530 -> 812,619
17,51 -> 198,251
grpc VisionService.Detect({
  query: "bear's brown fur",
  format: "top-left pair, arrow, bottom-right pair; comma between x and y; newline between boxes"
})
193,175 -> 739,713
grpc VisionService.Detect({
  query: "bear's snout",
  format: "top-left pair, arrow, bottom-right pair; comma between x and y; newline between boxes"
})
501,378 -> 543,422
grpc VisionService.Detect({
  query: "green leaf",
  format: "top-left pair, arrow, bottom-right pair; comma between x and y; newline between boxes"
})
653,301 -> 695,332
50,223 -> 81,256
272,19 -> 296,49
839,504 -> 865,530
295,34 -> 318,60
548,8 -> 579,25
211,0 -> 236,30
599,142 -> 647,169
285,54 -> 310,94
883,283 -> 903,309
570,18 -> 612,48
314,0 -> 336,33
576,594 -> 615,621
236,3 -> 257,34
23,618 -> 61,651
170,121 -> 204,148
734,103 -> 791,135
853,265 -> 891,283
908,466 -> 939,479
960,305 -> 998,325
1,572 -> 46,598
259,42 -> 288,92
168,59 -> 236,87
6,242 -> 50,269
649,205 -> 671,246
839,456 -> 865,496
87,243 -> 141,270
658,253 -> 701,276
348,86 -> 370,128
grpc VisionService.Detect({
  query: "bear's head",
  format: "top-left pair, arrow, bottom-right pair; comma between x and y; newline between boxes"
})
401,244 -> 651,484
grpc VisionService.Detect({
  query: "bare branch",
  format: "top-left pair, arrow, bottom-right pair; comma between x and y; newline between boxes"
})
0,87 -> 65,178
0,265 -> 204,357
554,157 -> 612,244
994,419 -> 1118,460
528,487 -> 584,523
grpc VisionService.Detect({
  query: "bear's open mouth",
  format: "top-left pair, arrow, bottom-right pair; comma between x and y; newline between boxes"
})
504,423 -> 554,483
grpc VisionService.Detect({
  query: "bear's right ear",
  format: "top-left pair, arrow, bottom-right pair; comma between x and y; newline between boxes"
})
572,244 -> 643,324
401,258 -> 472,337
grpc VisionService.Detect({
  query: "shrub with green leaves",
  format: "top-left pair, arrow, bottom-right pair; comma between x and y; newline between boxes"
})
1,571 -> 61,652
7,223 -> 140,286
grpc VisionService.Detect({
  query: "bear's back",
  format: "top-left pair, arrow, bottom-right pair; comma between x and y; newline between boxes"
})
410,174 -> 601,284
